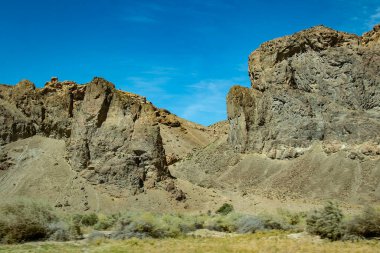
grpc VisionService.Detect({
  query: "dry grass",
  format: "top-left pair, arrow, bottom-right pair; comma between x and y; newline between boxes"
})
1,231 -> 379,253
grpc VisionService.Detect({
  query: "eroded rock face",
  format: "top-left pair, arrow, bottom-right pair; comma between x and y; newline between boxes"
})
66,78 -> 168,189
228,25 -> 380,159
0,81 -> 38,143
0,77 -> 169,191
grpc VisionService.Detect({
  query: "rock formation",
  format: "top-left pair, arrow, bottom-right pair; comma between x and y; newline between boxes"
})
0,77 -> 213,193
173,25 -> 380,204
1,25 -> 380,209
228,25 -> 380,160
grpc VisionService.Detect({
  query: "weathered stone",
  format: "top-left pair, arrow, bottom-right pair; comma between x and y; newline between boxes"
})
227,25 -> 380,158
166,153 -> 180,165
165,180 -> 186,201
157,109 -> 181,127
0,77 -> 171,191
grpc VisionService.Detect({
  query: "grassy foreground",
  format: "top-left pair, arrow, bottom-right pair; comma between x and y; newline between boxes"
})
1,232 -> 379,253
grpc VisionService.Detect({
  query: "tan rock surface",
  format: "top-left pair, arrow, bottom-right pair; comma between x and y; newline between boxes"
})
0,77 -> 216,195
174,25 -> 380,205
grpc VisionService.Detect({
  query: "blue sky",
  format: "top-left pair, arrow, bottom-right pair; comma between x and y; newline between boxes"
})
0,0 -> 379,126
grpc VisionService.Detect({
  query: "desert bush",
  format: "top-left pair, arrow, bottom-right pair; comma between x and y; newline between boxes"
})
306,201 -> 344,241
236,213 -> 292,233
277,208 -> 305,226
68,221 -> 83,240
47,221 -> 71,241
72,213 -> 99,227
87,231 -> 109,241
0,199 -> 60,243
235,215 -> 265,233
161,213 -> 205,234
112,212 -> 173,239
112,212 -> 211,239
183,214 -> 207,231
216,203 -> 234,215
94,213 -> 120,230
110,210 -> 295,240
204,212 -> 291,234
261,215 -> 290,230
204,213 -> 241,232
345,206 -> 380,239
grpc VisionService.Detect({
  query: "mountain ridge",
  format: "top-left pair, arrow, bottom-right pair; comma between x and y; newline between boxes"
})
1,24 -> 379,213
174,24 -> 380,204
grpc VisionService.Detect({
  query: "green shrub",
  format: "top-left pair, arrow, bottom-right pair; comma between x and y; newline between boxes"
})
110,209 -> 297,240
261,215 -> 290,230
236,215 -> 264,233
277,208 -> 305,226
216,203 -> 234,215
94,214 -> 119,230
236,212 -> 291,233
112,212 -> 170,239
68,222 -> 82,240
72,213 -> 99,227
345,206 -> 380,239
161,213 -> 204,234
112,212 -> 208,239
306,201 -> 344,241
47,221 -> 71,241
204,213 -> 241,232
0,199 -> 59,243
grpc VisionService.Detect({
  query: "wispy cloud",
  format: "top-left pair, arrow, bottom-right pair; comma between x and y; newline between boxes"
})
123,64 -> 180,104
127,76 -> 169,87
367,7 -> 380,29
126,76 -> 174,101
177,77 -> 248,125
123,62 -> 249,126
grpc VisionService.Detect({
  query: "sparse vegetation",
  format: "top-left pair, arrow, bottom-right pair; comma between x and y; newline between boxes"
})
306,201 -> 344,241
112,212 -> 211,239
2,199 -> 380,249
306,202 -> 380,241
345,206 -> 380,239
72,213 -> 99,227
111,211 -> 295,239
0,199 -> 85,244
1,231 -> 380,253
94,213 -> 120,230
277,208 -> 305,227
0,199 -> 67,243
216,203 -> 234,215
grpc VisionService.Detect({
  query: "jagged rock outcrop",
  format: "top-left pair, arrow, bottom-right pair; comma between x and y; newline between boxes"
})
0,77 -> 209,192
66,78 -> 168,189
0,76 -> 217,199
0,81 -> 38,143
2,25 -> 380,207
228,25 -> 380,159
173,25 -> 380,204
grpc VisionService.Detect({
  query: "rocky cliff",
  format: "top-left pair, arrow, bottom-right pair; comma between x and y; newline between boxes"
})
0,77 -> 214,194
1,25 -> 380,210
173,25 -> 380,204
228,25 -> 380,160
